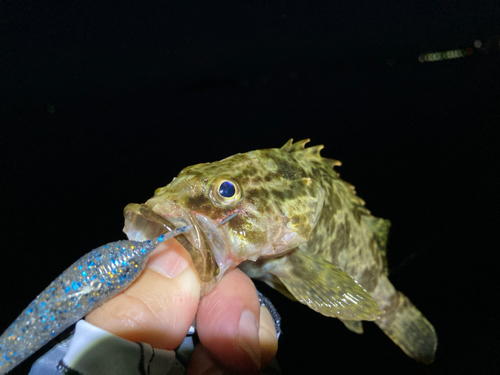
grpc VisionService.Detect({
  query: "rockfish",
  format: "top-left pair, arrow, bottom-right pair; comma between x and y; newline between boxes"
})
0,139 -> 436,373
124,138 -> 437,362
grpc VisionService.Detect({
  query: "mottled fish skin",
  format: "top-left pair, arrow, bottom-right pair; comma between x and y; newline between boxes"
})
124,139 -> 437,363
278,139 -> 437,362
125,145 -> 329,294
0,140 -> 436,373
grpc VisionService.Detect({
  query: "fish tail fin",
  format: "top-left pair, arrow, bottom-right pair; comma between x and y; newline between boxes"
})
375,291 -> 437,363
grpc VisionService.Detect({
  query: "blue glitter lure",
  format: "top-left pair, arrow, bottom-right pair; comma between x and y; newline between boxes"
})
0,225 -> 191,374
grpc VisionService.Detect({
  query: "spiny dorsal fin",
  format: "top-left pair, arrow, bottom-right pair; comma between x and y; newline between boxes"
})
322,158 -> 342,168
281,138 -> 341,169
281,138 -> 311,152
301,144 -> 324,158
280,138 -> 294,151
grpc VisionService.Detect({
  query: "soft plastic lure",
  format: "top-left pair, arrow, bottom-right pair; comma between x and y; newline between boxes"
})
0,225 -> 191,374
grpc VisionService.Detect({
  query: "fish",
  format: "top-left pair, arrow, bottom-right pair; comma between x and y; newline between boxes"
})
123,138 -> 437,362
0,139 -> 437,373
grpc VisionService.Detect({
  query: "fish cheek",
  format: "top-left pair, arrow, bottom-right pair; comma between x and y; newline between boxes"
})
185,194 -> 210,211
183,194 -> 227,219
228,213 -> 246,232
291,213 -> 311,239
227,213 -> 268,253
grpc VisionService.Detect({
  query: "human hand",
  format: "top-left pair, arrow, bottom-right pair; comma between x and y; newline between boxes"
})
85,237 -> 279,373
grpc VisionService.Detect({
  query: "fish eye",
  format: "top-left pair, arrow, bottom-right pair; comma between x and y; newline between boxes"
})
219,181 -> 236,197
210,178 -> 242,206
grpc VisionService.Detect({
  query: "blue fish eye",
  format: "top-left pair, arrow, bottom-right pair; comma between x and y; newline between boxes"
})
219,181 -> 236,198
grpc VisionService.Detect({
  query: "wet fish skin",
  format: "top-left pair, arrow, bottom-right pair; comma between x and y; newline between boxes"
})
125,139 -> 437,362
0,139 -> 436,374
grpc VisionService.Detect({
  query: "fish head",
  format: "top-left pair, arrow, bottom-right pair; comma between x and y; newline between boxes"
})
123,148 -> 324,286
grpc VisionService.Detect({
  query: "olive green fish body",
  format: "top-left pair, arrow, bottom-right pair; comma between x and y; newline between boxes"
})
124,139 -> 437,363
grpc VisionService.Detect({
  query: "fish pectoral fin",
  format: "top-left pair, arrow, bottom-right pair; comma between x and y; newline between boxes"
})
263,278 -> 298,301
239,260 -> 298,301
266,249 -> 383,321
340,319 -> 364,334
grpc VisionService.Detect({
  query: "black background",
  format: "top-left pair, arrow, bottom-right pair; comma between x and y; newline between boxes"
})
1,1 -> 499,374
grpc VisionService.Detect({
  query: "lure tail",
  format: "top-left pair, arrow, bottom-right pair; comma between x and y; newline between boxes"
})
0,226 -> 190,374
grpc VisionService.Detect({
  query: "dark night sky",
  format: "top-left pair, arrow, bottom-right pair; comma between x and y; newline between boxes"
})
1,1 -> 499,374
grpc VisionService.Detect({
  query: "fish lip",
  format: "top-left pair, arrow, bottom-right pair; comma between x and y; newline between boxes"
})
123,202 -> 197,240
123,202 -> 220,282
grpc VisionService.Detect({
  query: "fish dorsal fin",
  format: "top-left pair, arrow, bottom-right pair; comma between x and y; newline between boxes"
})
366,216 -> 391,249
321,157 -> 342,168
280,138 -> 341,168
264,249 -> 383,321
280,138 -> 295,151
364,216 -> 391,274
281,138 -> 310,152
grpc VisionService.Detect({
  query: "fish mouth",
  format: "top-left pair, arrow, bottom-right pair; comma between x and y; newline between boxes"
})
123,202 -> 220,282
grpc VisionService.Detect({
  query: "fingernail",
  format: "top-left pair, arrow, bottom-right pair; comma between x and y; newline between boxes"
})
238,310 -> 261,369
148,249 -> 189,278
